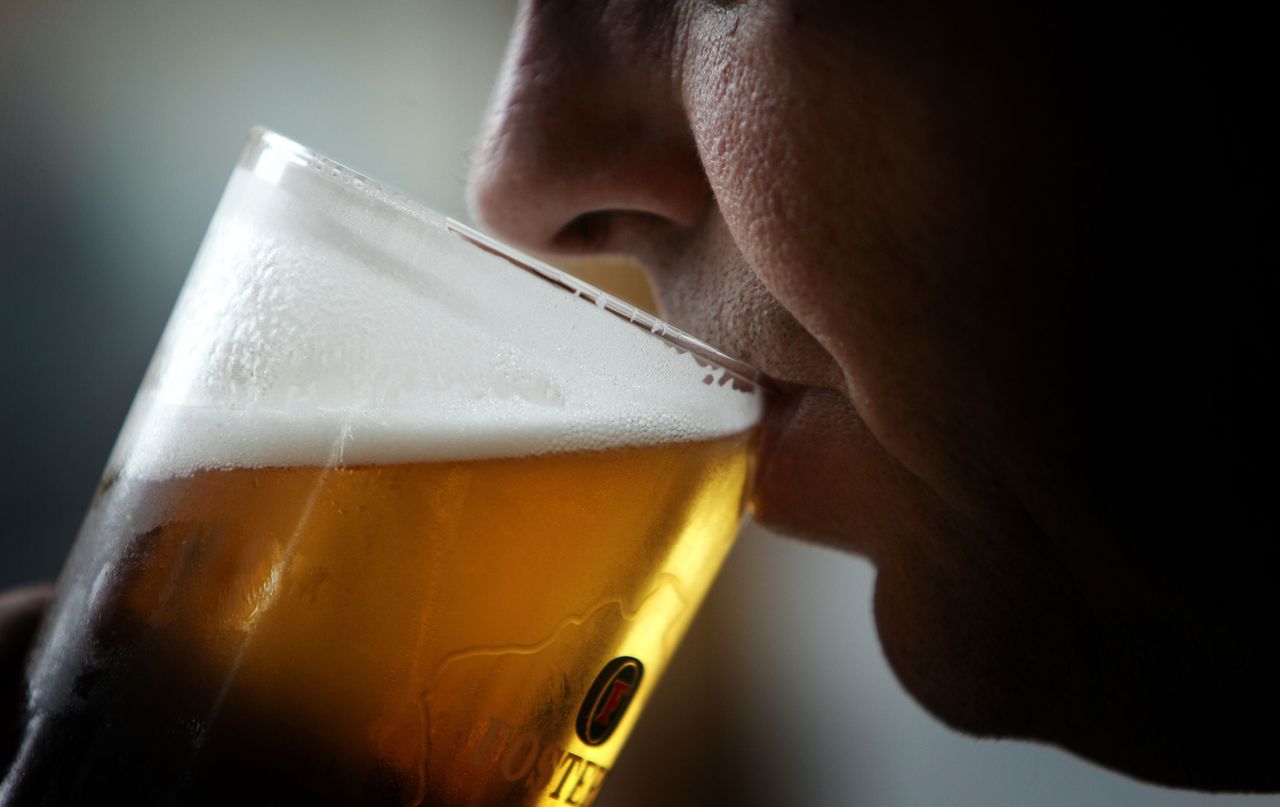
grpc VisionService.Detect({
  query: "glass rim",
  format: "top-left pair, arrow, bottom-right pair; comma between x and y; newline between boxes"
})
244,126 -> 767,394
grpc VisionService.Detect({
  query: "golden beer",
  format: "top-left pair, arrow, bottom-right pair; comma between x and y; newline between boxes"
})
5,435 -> 753,805
1,130 -> 765,806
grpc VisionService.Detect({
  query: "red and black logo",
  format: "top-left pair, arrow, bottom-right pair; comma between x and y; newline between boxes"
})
576,656 -> 644,746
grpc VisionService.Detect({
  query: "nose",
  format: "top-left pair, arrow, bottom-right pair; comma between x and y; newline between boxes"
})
467,2 -> 709,256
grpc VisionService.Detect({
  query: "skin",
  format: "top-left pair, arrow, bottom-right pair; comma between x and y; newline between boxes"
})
468,0 -> 1276,792
3,0 -> 1272,793
0,587 -> 53,772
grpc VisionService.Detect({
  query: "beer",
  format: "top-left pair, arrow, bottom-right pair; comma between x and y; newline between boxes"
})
1,130 -> 764,806
5,433 -> 753,805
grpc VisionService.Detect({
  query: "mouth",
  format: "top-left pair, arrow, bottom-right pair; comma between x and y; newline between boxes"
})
751,378 -> 810,506
742,375 -> 886,555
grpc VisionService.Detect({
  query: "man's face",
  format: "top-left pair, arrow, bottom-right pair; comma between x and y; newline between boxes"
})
468,0 -> 1260,790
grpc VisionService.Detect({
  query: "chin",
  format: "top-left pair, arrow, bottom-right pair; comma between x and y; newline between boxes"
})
869,555 -> 1057,740
871,557 -> 1280,793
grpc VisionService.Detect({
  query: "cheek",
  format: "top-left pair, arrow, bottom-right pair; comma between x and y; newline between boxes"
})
686,11 -> 906,389
683,15 -> 911,416
684,12 -> 1070,521
686,35 -> 814,317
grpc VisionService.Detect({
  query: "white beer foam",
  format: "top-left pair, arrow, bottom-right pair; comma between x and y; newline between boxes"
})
116,163 -> 761,479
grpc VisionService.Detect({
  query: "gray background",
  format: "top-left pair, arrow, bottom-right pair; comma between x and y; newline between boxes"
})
2,2 -> 1274,805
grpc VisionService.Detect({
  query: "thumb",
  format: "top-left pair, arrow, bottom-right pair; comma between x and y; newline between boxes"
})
0,584 -> 54,775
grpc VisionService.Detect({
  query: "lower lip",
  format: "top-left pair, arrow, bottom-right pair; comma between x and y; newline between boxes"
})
752,386 -> 806,499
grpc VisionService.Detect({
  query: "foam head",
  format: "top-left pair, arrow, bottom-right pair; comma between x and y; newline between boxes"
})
117,130 -> 764,478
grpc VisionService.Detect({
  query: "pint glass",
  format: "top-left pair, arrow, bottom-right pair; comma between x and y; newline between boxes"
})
1,130 -> 764,806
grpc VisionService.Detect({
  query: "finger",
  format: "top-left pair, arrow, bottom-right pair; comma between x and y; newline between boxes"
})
1,584 -> 54,773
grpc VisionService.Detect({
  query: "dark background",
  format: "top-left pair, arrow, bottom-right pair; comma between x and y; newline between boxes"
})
2,2 -> 1274,804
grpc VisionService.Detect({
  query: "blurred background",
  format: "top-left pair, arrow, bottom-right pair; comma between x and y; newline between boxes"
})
1,2 -> 1275,805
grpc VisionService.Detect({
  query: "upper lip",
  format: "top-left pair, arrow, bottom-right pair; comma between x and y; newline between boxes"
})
577,236 -> 844,396
729,343 -> 839,399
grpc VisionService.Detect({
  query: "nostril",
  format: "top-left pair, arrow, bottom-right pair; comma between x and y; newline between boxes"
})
552,211 -> 613,253
550,210 -> 677,256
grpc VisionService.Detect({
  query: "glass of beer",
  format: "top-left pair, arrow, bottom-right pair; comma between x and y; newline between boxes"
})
0,129 -> 763,806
